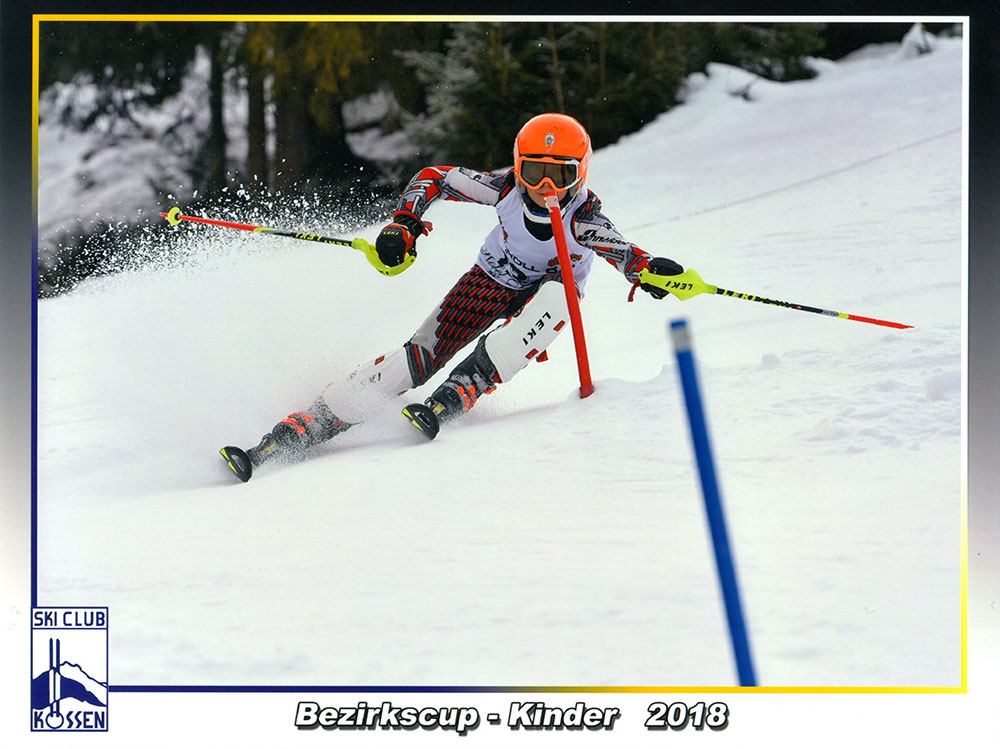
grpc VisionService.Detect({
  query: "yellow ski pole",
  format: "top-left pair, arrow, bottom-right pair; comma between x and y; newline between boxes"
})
638,267 -> 913,329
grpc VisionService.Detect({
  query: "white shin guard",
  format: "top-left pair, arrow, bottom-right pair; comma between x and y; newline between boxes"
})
484,280 -> 570,382
319,347 -> 415,423
349,347 -> 415,395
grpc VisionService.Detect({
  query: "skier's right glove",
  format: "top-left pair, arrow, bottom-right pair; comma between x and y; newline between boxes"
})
374,212 -> 429,272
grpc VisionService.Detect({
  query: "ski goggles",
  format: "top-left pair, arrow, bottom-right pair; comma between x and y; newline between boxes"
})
515,156 -> 582,191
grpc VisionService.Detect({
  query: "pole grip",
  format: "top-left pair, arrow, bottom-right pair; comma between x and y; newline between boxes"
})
671,318 -> 757,686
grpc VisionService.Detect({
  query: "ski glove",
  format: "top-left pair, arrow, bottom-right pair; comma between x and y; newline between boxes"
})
375,213 -> 429,269
631,256 -> 685,300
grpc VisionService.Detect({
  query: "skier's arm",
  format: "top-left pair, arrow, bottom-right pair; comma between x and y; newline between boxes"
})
571,194 -> 683,299
373,167 -> 513,273
395,166 -> 513,223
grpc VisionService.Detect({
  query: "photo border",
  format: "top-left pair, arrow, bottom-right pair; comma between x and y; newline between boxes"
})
5,4 -> 996,746
31,9 -> 972,695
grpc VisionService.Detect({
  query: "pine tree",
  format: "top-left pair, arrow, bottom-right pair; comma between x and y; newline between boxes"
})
398,21 -> 694,168
703,23 -> 826,82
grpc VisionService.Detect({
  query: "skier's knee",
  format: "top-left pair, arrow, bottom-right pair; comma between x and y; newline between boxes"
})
318,343 -> 432,424
347,343 -> 436,391
403,342 -> 437,386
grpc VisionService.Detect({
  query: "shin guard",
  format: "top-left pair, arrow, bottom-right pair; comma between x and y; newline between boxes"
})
484,280 -> 570,382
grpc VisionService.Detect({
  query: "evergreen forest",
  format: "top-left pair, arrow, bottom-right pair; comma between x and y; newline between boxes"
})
37,19 -> 951,294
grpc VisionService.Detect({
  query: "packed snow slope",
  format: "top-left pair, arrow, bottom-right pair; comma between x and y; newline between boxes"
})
37,36 -> 964,688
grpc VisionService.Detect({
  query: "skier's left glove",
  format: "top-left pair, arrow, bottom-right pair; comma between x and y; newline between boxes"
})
372,212 -> 431,275
629,256 -> 684,300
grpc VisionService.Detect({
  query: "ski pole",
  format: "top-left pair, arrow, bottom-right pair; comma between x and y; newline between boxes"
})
159,206 -> 413,276
638,266 -> 913,329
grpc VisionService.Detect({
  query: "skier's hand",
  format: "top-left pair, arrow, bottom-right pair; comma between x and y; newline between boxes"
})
375,213 -> 428,269
637,256 -> 684,299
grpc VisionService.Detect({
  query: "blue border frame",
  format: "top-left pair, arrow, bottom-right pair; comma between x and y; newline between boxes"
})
31,220 -> 38,610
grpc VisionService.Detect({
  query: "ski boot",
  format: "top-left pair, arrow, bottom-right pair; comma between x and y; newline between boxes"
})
221,398 -> 352,482
402,338 -> 499,440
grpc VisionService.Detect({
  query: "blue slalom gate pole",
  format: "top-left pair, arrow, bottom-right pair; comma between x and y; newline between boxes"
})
670,318 -> 758,687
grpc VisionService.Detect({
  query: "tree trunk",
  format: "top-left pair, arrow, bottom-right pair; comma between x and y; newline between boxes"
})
598,23 -> 607,91
206,33 -> 227,195
272,77 -> 309,191
246,63 -> 267,189
548,22 -> 564,113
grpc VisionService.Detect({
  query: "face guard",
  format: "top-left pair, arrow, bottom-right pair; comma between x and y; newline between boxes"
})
514,155 -> 582,192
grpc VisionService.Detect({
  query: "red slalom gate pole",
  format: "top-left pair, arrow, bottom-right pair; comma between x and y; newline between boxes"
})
544,192 -> 594,398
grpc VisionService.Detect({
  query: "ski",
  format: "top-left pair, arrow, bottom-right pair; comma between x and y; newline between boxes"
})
401,403 -> 441,440
220,445 -> 254,482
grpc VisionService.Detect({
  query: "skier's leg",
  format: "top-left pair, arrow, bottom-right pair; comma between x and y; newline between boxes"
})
246,395 -> 353,465
249,267 -> 526,464
425,279 -> 571,420
319,265 -> 528,419
409,264 -> 533,378
247,347 -> 417,467
321,345 -> 424,423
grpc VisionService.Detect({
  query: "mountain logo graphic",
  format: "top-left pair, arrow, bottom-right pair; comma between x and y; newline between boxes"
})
31,608 -> 108,732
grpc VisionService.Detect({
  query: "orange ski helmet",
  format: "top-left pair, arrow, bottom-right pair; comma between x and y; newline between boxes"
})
513,113 -> 592,206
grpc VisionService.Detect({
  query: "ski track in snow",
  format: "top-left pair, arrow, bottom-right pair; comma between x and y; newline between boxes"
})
36,37 -> 964,688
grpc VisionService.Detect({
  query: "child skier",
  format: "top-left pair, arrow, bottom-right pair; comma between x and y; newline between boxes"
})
221,112 -> 685,481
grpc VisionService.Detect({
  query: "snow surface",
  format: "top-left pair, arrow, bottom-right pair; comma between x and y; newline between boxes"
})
36,35 -> 964,688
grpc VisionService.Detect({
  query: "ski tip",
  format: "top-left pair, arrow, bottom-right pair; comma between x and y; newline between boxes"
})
401,403 -> 440,440
220,446 -> 253,482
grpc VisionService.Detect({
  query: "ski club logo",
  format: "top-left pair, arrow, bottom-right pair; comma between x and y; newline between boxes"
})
545,132 -> 556,150
31,607 -> 108,732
